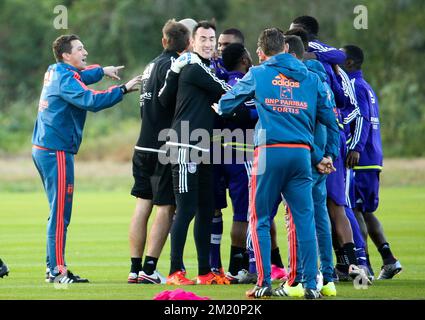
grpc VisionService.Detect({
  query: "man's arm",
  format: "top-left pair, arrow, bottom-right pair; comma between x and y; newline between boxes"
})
60,72 -> 141,112
79,65 -> 124,85
158,69 -> 179,109
187,62 -> 232,101
346,85 -> 371,168
308,41 -> 347,65
79,65 -> 104,85
218,70 -> 256,116
315,77 -> 339,163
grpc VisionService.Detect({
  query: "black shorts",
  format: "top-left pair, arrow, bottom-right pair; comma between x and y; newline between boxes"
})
131,150 -> 175,206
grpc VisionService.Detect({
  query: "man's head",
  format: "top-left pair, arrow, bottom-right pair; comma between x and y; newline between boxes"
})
290,16 -> 319,40
52,34 -> 87,70
162,19 -> 190,53
222,43 -> 252,73
257,28 -> 287,59
284,35 -> 305,60
192,20 -> 217,60
341,45 -> 364,72
178,18 -> 197,50
178,18 -> 198,36
218,28 -> 245,56
284,28 -> 309,52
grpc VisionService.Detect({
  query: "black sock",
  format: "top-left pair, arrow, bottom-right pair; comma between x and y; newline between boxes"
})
142,256 -> 158,275
130,257 -> 142,274
228,246 -> 245,275
335,247 -> 345,265
271,247 -> 285,268
343,242 -> 358,266
378,243 -> 397,265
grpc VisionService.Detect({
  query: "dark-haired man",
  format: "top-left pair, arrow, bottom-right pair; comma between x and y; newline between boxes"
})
127,19 -> 195,284
211,27 -> 245,82
217,28 -> 245,56
218,28 -> 339,299
209,28 -> 246,278
213,43 -> 256,284
32,34 -> 142,283
342,44 -> 402,280
159,20 -> 232,285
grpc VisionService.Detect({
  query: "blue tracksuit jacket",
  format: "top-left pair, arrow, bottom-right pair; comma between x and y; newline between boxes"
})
347,70 -> 383,170
218,53 -> 339,164
32,63 -> 123,154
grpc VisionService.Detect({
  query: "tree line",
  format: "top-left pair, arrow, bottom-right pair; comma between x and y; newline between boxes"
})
0,0 -> 424,157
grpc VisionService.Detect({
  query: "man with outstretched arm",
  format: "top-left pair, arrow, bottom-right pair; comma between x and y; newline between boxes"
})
32,34 -> 141,284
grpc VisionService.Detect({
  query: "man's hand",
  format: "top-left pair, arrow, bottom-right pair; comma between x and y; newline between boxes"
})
103,66 -> 125,80
332,64 -> 340,76
124,75 -> 143,93
346,150 -> 360,168
316,156 -> 336,174
170,52 -> 201,74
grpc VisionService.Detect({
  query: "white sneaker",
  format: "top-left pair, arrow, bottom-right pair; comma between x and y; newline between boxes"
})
138,270 -> 166,284
127,272 -> 138,284
225,269 -> 257,284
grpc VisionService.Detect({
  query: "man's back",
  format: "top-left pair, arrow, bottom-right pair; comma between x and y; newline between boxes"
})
220,53 -> 336,149
137,50 -> 178,151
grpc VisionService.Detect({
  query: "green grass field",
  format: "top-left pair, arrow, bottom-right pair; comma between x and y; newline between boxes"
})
1,187 -> 425,300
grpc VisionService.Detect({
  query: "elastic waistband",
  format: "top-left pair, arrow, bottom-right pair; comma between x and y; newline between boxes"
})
32,145 -> 51,151
257,143 -> 311,151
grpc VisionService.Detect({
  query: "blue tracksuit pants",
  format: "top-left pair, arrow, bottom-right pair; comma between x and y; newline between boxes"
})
250,144 -> 317,289
288,169 -> 334,284
32,146 -> 74,276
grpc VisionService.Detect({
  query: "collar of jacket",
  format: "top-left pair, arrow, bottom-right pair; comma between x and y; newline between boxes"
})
193,52 -> 210,65
58,62 -> 81,73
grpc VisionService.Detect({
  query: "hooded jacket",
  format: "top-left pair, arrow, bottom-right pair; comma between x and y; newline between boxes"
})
32,63 -> 123,154
218,53 -> 338,164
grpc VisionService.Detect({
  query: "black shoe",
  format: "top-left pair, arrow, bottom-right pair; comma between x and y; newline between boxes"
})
0,260 -> 9,278
378,260 -> 403,280
47,270 -> 89,283
304,288 -> 321,299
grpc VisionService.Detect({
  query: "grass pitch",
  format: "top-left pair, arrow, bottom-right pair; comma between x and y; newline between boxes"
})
0,187 -> 424,300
